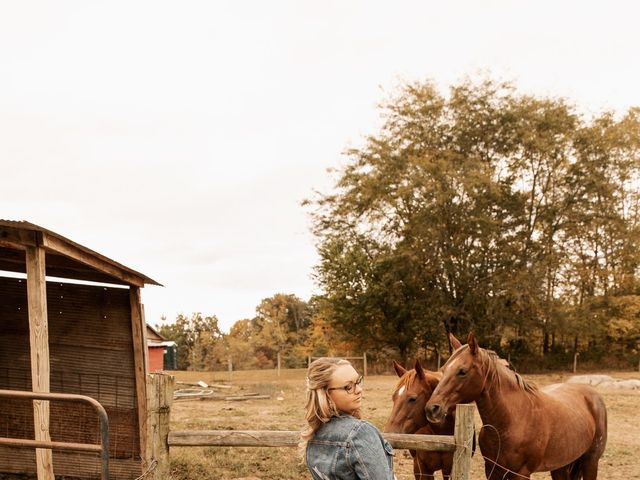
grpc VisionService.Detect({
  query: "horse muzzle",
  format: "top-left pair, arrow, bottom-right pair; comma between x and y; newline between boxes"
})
425,403 -> 446,424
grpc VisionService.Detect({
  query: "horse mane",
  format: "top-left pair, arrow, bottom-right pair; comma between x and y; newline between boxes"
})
448,344 -> 538,394
394,369 -> 418,392
393,367 -> 440,393
482,348 -> 538,394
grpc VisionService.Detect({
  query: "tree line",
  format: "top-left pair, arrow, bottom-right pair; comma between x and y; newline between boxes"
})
156,294 -> 349,371
160,77 -> 640,371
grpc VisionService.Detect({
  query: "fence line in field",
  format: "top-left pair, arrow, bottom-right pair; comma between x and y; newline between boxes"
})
145,373 -> 475,480
223,352 -> 369,381
308,353 -> 368,376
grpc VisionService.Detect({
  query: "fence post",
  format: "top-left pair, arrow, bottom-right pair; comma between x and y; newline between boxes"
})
451,404 -> 474,480
146,372 -> 175,479
277,352 -> 281,378
363,352 -> 367,377
573,352 -> 579,373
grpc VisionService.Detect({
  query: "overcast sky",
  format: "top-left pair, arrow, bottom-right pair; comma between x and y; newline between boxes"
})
2,1 -> 639,332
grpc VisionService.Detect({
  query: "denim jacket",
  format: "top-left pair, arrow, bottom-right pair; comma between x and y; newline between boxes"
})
306,414 -> 394,480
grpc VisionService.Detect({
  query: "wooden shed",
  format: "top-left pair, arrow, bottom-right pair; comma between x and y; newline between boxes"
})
0,220 -> 161,479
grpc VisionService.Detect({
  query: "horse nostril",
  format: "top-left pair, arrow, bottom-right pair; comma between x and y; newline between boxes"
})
427,404 -> 441,417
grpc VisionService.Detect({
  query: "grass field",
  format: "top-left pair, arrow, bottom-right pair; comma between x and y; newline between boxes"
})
167,369 -> 640,479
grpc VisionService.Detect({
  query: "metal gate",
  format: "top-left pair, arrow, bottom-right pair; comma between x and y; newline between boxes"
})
0,389 -> 110,480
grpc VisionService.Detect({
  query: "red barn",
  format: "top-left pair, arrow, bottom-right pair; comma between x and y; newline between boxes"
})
146,324 -> 176,372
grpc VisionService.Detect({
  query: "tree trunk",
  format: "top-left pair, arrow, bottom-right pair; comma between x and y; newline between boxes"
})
543,329 -> 550,355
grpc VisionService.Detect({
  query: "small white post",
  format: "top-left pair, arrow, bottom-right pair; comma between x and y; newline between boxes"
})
573,352 -> 579,373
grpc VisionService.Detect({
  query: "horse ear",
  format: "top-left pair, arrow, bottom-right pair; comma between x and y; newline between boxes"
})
449,333 -> 463,350
393,360 -> 407,377
414,359 -> 426,381
468,331 -> 478,355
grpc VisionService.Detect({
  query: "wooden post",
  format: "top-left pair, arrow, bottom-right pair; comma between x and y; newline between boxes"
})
363,352 -> 367,377
308,355 -> 311,368
140,303 -> 149,375
573,352 -> 579,373
451,404 -> 474,480
146,373 -> 175,480
228,358 -> 233,382
26,246 -> 54,480
277,352 -> 281,378
130,287 -> 149,472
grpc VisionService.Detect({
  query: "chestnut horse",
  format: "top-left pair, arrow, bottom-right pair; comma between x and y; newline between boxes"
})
384,359 -> 455,479
426,333 -> 607,480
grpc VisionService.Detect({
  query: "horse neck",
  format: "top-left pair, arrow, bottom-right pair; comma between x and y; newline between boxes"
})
474,354 -> 528,429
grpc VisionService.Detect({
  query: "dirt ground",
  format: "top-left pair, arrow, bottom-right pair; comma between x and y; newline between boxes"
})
168,369 -> 640,480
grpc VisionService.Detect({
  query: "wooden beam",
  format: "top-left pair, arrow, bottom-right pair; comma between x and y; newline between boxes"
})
42,234 -> 145,287
0,226 -> 38,248
0,239 -> 28,251
168,430 -> 457,451
130,287 -> 148,473
26,246 -> 54,480
141,303 -> 149,375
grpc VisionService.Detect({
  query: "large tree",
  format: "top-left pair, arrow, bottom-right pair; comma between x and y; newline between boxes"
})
251,293 -> 311,367
157,312 -> 223,370
309,77 -> 640,362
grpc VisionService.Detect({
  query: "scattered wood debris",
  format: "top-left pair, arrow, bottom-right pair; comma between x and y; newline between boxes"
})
174,388 -> 270,401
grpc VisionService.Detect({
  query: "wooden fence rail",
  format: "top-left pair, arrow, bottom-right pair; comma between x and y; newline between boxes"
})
147,373 -> 474,480
169,430 -> 457,451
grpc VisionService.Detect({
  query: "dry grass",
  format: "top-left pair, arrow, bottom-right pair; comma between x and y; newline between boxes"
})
168,369 -> 640,480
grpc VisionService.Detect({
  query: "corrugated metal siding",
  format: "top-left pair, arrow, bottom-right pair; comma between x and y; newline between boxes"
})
0,276 -> 142,478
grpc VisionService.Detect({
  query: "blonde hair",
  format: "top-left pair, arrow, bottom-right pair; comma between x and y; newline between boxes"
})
299,357 -> 361,456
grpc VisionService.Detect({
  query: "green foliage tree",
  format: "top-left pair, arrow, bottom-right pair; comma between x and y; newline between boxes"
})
157,312 -> 223,370
226,319 -> 258,369
308,77 -> 640,365
561,108 -> 640,355
251,293 -> 311,367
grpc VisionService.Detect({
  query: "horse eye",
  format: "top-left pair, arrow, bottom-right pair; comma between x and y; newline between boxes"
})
408,396 -> 417,403
457,368 -> 466,377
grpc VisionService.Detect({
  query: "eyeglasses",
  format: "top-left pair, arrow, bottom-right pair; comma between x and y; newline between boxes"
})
327,375 -> 364,394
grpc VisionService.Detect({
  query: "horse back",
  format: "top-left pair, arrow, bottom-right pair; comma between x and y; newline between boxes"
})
536,383 -> 607,468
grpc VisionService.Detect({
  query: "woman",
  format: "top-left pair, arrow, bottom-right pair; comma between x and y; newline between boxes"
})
301,357 -> 395,480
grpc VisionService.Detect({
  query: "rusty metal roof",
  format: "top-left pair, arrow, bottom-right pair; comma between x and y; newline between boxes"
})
0,219 -> 162,287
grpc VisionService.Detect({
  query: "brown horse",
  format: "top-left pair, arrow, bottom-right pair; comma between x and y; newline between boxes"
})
425,333 -> 607,480
385,359 -> 455,479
